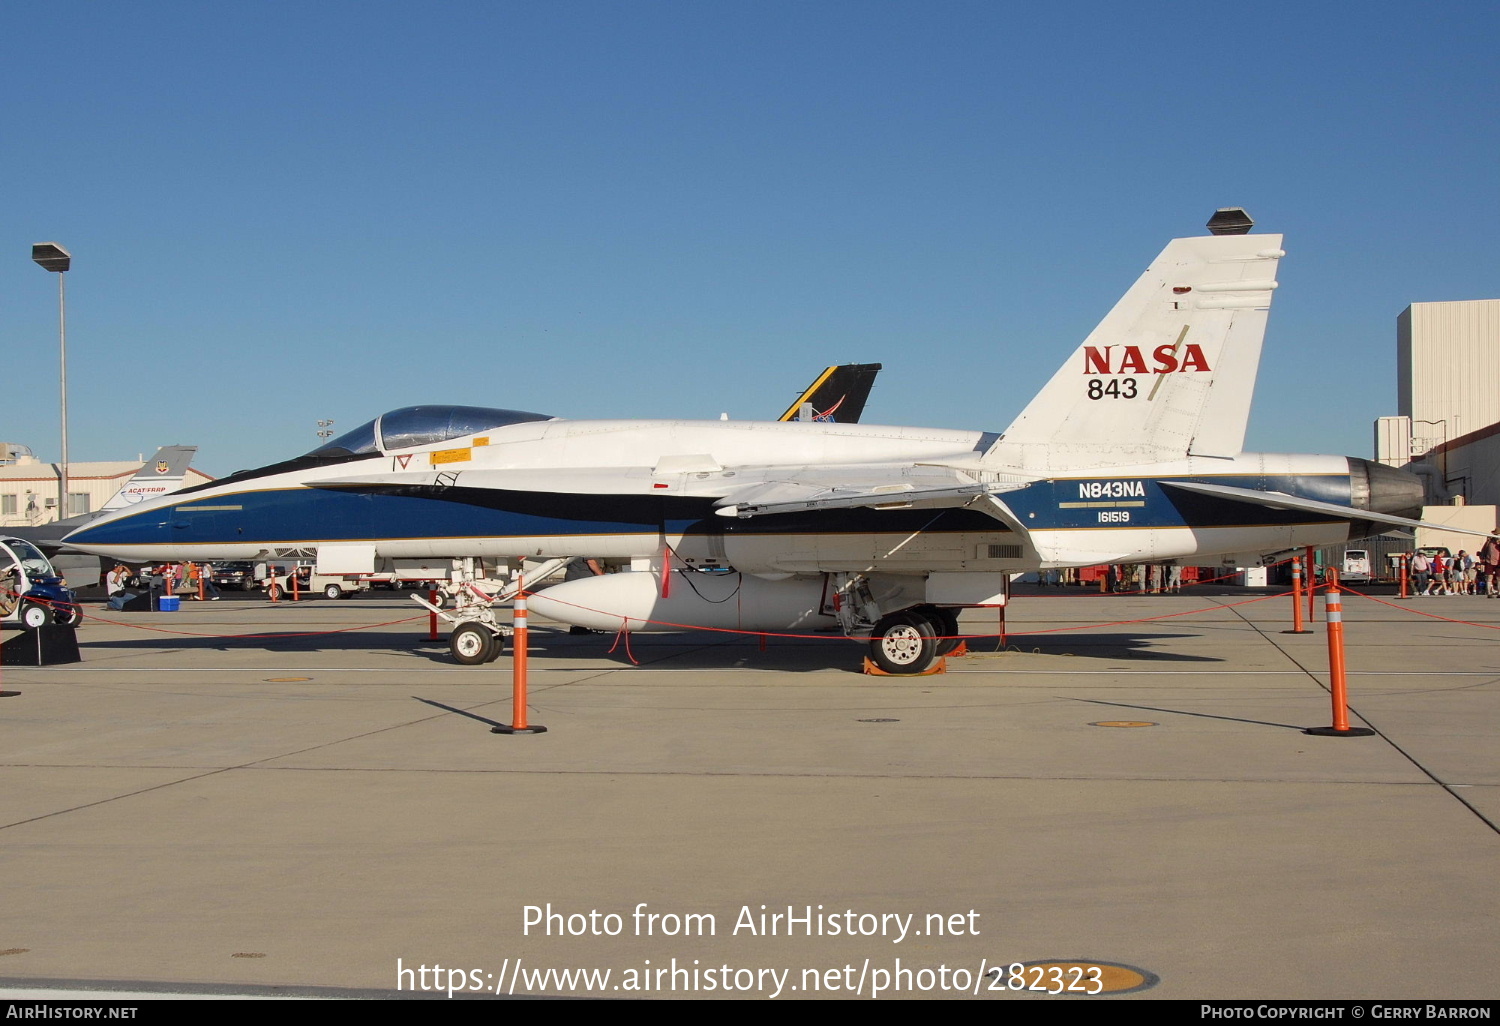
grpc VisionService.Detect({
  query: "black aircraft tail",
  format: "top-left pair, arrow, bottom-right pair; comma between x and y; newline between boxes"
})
777,363 -> 882,423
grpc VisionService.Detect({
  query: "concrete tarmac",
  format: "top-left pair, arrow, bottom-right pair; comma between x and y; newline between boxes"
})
1,585 -> 1497,1000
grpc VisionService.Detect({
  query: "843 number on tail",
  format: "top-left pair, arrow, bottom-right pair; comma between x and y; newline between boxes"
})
1087,377 -> 1137,400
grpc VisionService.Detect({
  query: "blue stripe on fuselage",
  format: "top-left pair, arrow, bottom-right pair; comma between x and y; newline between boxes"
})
1004,474 -> 1354,530
68,486 -> 701,549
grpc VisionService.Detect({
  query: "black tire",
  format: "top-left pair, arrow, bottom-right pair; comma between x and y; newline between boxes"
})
922,606 -> 962,656
323,584 -> 344,600
450,624 -> 496,665
54,602 -> 79,627
868,611 -> 938,674
484,632 -> 507,662
20,602 -> 53,630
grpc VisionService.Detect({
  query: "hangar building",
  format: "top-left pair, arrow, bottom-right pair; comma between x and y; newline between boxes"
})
1374,298 -> 1500,549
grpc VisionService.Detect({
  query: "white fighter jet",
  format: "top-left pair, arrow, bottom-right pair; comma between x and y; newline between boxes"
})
67,211 -> 1462,673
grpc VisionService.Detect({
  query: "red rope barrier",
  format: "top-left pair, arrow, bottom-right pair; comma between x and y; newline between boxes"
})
1340,585 -> 1500,630
607,627 -> 641,665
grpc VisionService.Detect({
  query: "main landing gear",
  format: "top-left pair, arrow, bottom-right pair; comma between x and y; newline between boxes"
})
867,612 -> 938,674
864,605 -> 961,675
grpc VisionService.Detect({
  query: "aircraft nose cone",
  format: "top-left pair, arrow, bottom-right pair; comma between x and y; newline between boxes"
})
60,520 -> 108,553
61,507 -> 171,558
1348,457 -> 1425,519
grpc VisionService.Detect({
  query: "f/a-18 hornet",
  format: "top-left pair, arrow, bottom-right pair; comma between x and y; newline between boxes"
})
68,210 -> 1451,673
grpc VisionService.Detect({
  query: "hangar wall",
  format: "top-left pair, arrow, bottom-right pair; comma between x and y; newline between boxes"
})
1379,299 -> 1500,510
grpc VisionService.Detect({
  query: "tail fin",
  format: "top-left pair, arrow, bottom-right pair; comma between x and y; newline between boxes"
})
100,445 -> 198,511
993,231 -> 1283,466
778,363 -> 882,423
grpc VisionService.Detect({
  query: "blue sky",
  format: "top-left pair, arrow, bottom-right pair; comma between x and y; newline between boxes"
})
3,1 -> 1496,476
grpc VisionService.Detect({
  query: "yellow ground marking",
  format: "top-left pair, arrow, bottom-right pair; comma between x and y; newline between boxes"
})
1013,960 -> 1157,994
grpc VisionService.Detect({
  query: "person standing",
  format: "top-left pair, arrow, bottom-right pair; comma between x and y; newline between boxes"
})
186,562 -> 220,600
1454,550 -> 1475,595
1481,539 -> 1500,597
1411,551 -> 1431,596
1429,551 -> 1448,596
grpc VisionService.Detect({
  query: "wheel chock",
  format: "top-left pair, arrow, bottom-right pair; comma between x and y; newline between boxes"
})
947,641 -> 969,657
861,656 -> 947,677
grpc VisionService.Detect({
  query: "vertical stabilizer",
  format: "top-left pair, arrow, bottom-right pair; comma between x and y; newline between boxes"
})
993,230 -> 1283,468
778,363 -> 883,423
100,445 -> 198,511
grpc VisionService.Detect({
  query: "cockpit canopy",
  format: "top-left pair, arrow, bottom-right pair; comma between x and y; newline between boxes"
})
309,405 -> 553,457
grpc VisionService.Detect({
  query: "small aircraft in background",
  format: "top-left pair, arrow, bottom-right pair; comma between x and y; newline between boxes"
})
68,211 -> 1481,672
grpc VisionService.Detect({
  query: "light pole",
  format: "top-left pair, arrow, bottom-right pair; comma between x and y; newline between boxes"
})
32,243 -> 72,519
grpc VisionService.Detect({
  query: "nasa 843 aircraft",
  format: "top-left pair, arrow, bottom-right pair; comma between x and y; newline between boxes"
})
67,210 -> 1458,673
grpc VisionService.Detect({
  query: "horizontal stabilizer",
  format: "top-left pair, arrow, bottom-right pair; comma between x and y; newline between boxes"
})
1161,480 -> 1499,540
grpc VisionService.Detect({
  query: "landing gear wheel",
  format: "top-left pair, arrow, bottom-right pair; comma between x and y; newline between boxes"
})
54,603 -> 78,627
450,623 -> 497,665
868,611 -> 938,675
484,632 -> 507,662
323,583 -> 344,600
20,602 -> 53,630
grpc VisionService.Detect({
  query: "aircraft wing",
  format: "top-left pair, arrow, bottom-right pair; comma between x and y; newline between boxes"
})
715,483 -> 991,518
1161,480 -> 1499,539
713,469 -> 1030,519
